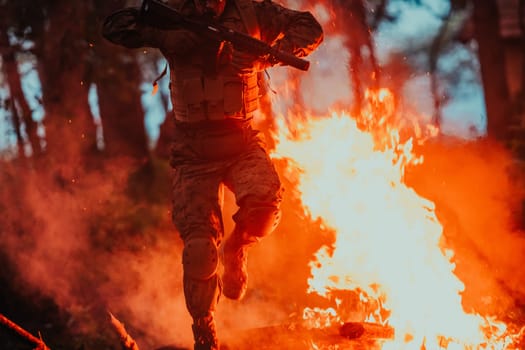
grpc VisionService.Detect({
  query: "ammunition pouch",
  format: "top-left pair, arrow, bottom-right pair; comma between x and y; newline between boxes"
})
193,127 -> 247,160
175,120 -> 253,161
171,72 -> 259,122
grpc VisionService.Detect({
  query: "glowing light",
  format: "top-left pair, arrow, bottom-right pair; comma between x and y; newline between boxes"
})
272,91 -> 518,349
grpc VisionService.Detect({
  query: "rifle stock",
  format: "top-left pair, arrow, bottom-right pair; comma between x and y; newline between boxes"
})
140,0 -> 310,71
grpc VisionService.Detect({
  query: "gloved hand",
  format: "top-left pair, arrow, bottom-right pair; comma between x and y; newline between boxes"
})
230,48 -> 272,74
272,38 -> 294,54
229,38 -> 298,73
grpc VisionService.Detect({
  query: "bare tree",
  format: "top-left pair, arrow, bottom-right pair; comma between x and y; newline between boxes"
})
91,0 -> 150,160
428,0 -> 469,127
472,0 -> 511,139
331,0 -> 380,116
0,3 -> 41,157
25,0 -> 98,164
519,0 -> 525,119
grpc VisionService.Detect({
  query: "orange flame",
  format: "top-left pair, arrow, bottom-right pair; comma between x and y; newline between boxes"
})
271,89 -> 518,349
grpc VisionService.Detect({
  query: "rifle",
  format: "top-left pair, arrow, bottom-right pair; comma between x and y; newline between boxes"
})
139,0 -> 310,71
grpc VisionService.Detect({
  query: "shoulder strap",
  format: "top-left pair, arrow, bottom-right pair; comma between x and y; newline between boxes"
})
232,0 -> 260,39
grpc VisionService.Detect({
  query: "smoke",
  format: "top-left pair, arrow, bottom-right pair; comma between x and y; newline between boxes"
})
406,139 -> 525,319
0,156 -> 189,347
99,239 -> 193,348
0,161 -> 95,303
0,145 -> 328,350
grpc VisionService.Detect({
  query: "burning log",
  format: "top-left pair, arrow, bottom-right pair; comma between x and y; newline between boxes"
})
0,312 -> 50,350
223,321 -> 395,349
339,321 -> 394,340
108,311 -> 139,350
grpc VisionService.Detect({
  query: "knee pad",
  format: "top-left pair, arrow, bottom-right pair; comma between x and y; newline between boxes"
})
241,205 -> 282,238
183,237 -> 219,280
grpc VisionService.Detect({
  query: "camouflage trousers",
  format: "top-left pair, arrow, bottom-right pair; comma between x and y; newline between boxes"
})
170,123 -> 283,319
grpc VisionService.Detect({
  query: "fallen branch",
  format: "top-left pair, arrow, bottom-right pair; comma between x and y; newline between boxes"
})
339,321 -> 394,340
223,320 -> 395,349
108,311 -> 140,350
0,312 -> 51,350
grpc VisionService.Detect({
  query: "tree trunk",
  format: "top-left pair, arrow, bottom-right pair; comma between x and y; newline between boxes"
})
517,1 -> 525,229
0,17 -> 40,157
333,0 -> 380,116
33,0 -> 97,163
428,0 -> 469,127
472,0 -> 511,139
370,0 -> 390,31
90,0 -> 149,160
428,9 -> 452,128
82,0 -> 148,161
93,46 -> 149,159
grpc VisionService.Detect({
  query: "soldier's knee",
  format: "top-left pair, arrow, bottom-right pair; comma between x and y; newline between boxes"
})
183,237 -> 219,280
240,204 -> 282,238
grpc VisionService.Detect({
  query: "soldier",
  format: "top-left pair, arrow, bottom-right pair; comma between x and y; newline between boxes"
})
102,0 -> 323,349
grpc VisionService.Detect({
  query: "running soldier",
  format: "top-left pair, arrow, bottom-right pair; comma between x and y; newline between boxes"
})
102,1 -> 323,348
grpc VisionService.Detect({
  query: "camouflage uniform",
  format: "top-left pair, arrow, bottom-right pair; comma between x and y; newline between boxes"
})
103,0 -> 322,348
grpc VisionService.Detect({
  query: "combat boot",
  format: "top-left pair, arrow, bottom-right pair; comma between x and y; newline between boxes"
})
192,315 -> 219,350
221,233 -> 251,300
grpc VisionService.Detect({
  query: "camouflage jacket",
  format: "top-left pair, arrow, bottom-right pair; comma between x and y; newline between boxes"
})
102,0 -> 323,123
103,0 -> 323,59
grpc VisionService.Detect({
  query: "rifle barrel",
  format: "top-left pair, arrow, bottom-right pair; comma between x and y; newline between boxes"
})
140,0 -> 310,71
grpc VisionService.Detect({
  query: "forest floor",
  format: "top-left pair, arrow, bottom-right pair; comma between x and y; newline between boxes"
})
1,279 -> 524,350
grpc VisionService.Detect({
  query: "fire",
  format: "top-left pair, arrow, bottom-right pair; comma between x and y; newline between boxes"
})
271,89 -> 518,349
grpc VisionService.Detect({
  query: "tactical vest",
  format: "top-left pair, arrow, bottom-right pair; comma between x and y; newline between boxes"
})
169,0 -> 260,123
